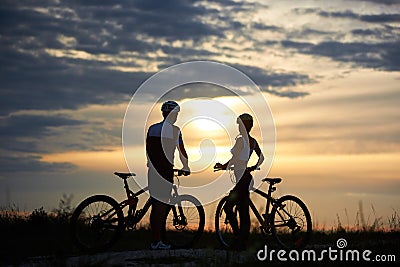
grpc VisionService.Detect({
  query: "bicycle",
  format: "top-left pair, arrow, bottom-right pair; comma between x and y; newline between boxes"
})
70,169 -> 205,251
214,167 -> 312,249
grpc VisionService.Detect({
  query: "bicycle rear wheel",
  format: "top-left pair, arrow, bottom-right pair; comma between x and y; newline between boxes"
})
271,195 -> 312,249
70,195 -> 124,251
215,196 -> 238,248
164,194 -> 205,248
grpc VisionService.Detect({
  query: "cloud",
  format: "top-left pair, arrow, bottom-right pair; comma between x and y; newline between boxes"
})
318,9 -> 400,23
360,0 -> 400,4
0,154 -> 76,174
0,112 -> 122,174
282,40 -> 400,71
275,87 -> 400,155
152,64 -> 313,100
0,47 -> 154,115
287,6 -> 400,71
0,114 -> 83,153
231,64 -> 312,98
0,0 -> 221,108
2,0 -> 398,176
0,114 -> 82,137
0,0 -> 317,117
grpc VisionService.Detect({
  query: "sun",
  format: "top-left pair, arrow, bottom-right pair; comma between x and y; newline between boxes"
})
193,118 -> 222,132
178,98 -> 238,133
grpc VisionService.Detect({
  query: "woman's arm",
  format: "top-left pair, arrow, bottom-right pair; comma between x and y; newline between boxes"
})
216,137 -> 242,170
249,139 -> 264,171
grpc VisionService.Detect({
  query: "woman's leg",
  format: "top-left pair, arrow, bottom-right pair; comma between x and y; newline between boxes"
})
235,170 -> 252,246
223,190 -> 240,235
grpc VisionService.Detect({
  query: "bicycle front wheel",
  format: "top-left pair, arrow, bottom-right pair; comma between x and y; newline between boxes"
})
215,196 -> 237,249
70,195 -> 124,252
271,195 -> 312,249
164,194 -> 205,248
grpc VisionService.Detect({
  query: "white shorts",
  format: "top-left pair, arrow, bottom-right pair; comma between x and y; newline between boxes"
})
148,167 -> 173,204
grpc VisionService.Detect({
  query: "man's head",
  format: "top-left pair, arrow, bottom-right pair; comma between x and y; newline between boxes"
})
237,113 -> 253,133
161,100 -> 180,123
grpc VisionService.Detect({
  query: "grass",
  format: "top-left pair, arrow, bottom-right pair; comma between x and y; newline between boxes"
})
1,196 -> 399,266
0,195 -> 76,265
313,200 -> 400,233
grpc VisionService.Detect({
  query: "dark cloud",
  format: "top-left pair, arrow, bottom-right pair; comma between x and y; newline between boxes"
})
360,0 -> 400,5
361,14 -> 400,23
0,0 -> 222,116
154,64 -> 313,100
318,9 -> 400,23
251,22 -> 281,31
282,7 -> 400,72
7,0 -> 399,176
0,73 -> 150,116
159,82 -> 239,101
231,64 -> 312,98
317,10 -> 360,20
0,46 -> 153,115
0,0 -> 316,117
0,114 -> 83,154
0,112 -> 123,154
282,40 -> 400,71
0,154 -> 75,174
0,113 -> 121,174
262,88 -> 309,98
0,103 -> 84,174
0,114 -> 82,137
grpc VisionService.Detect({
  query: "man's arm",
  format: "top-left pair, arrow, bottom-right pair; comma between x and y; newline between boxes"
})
178,143 -> 190,172
175,127 -> 190,173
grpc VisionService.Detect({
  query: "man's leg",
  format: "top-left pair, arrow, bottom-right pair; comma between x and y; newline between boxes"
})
148,167 -> 173,245
150,199 -> 165,242
160,203 -> 172,241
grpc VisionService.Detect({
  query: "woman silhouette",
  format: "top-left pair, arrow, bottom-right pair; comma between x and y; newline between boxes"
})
214,113 -> 264,250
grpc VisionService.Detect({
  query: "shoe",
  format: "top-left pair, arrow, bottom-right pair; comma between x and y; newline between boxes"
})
150,241 -> 171,250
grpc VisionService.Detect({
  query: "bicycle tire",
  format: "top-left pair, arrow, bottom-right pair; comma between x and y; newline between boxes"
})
215,196 -> 237,248
164,194 -> 205,248
271,195 -> 312,249
70,195 -> 124,252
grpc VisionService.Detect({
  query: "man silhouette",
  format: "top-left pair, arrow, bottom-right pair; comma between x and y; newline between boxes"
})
146,100 -> 190,250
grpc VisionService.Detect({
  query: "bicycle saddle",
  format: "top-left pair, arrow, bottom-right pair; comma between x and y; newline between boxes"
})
262,177 -> 282,184
114,172 -> 136,179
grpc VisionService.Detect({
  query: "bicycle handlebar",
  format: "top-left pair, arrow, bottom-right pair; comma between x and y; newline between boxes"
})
173,168 -> 190,176
213,164 -> 260,172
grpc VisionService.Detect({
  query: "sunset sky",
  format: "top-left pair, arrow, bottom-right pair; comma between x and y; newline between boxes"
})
0,0 -> 399,228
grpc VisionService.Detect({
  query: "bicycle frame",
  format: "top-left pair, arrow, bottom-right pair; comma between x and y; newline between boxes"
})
216,168 -> 281,229
71,170 -> 205,251
248,186 -> 303,232
215,169 -> 312,249
117,175 -> 187,228
248,188 -> 275,228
